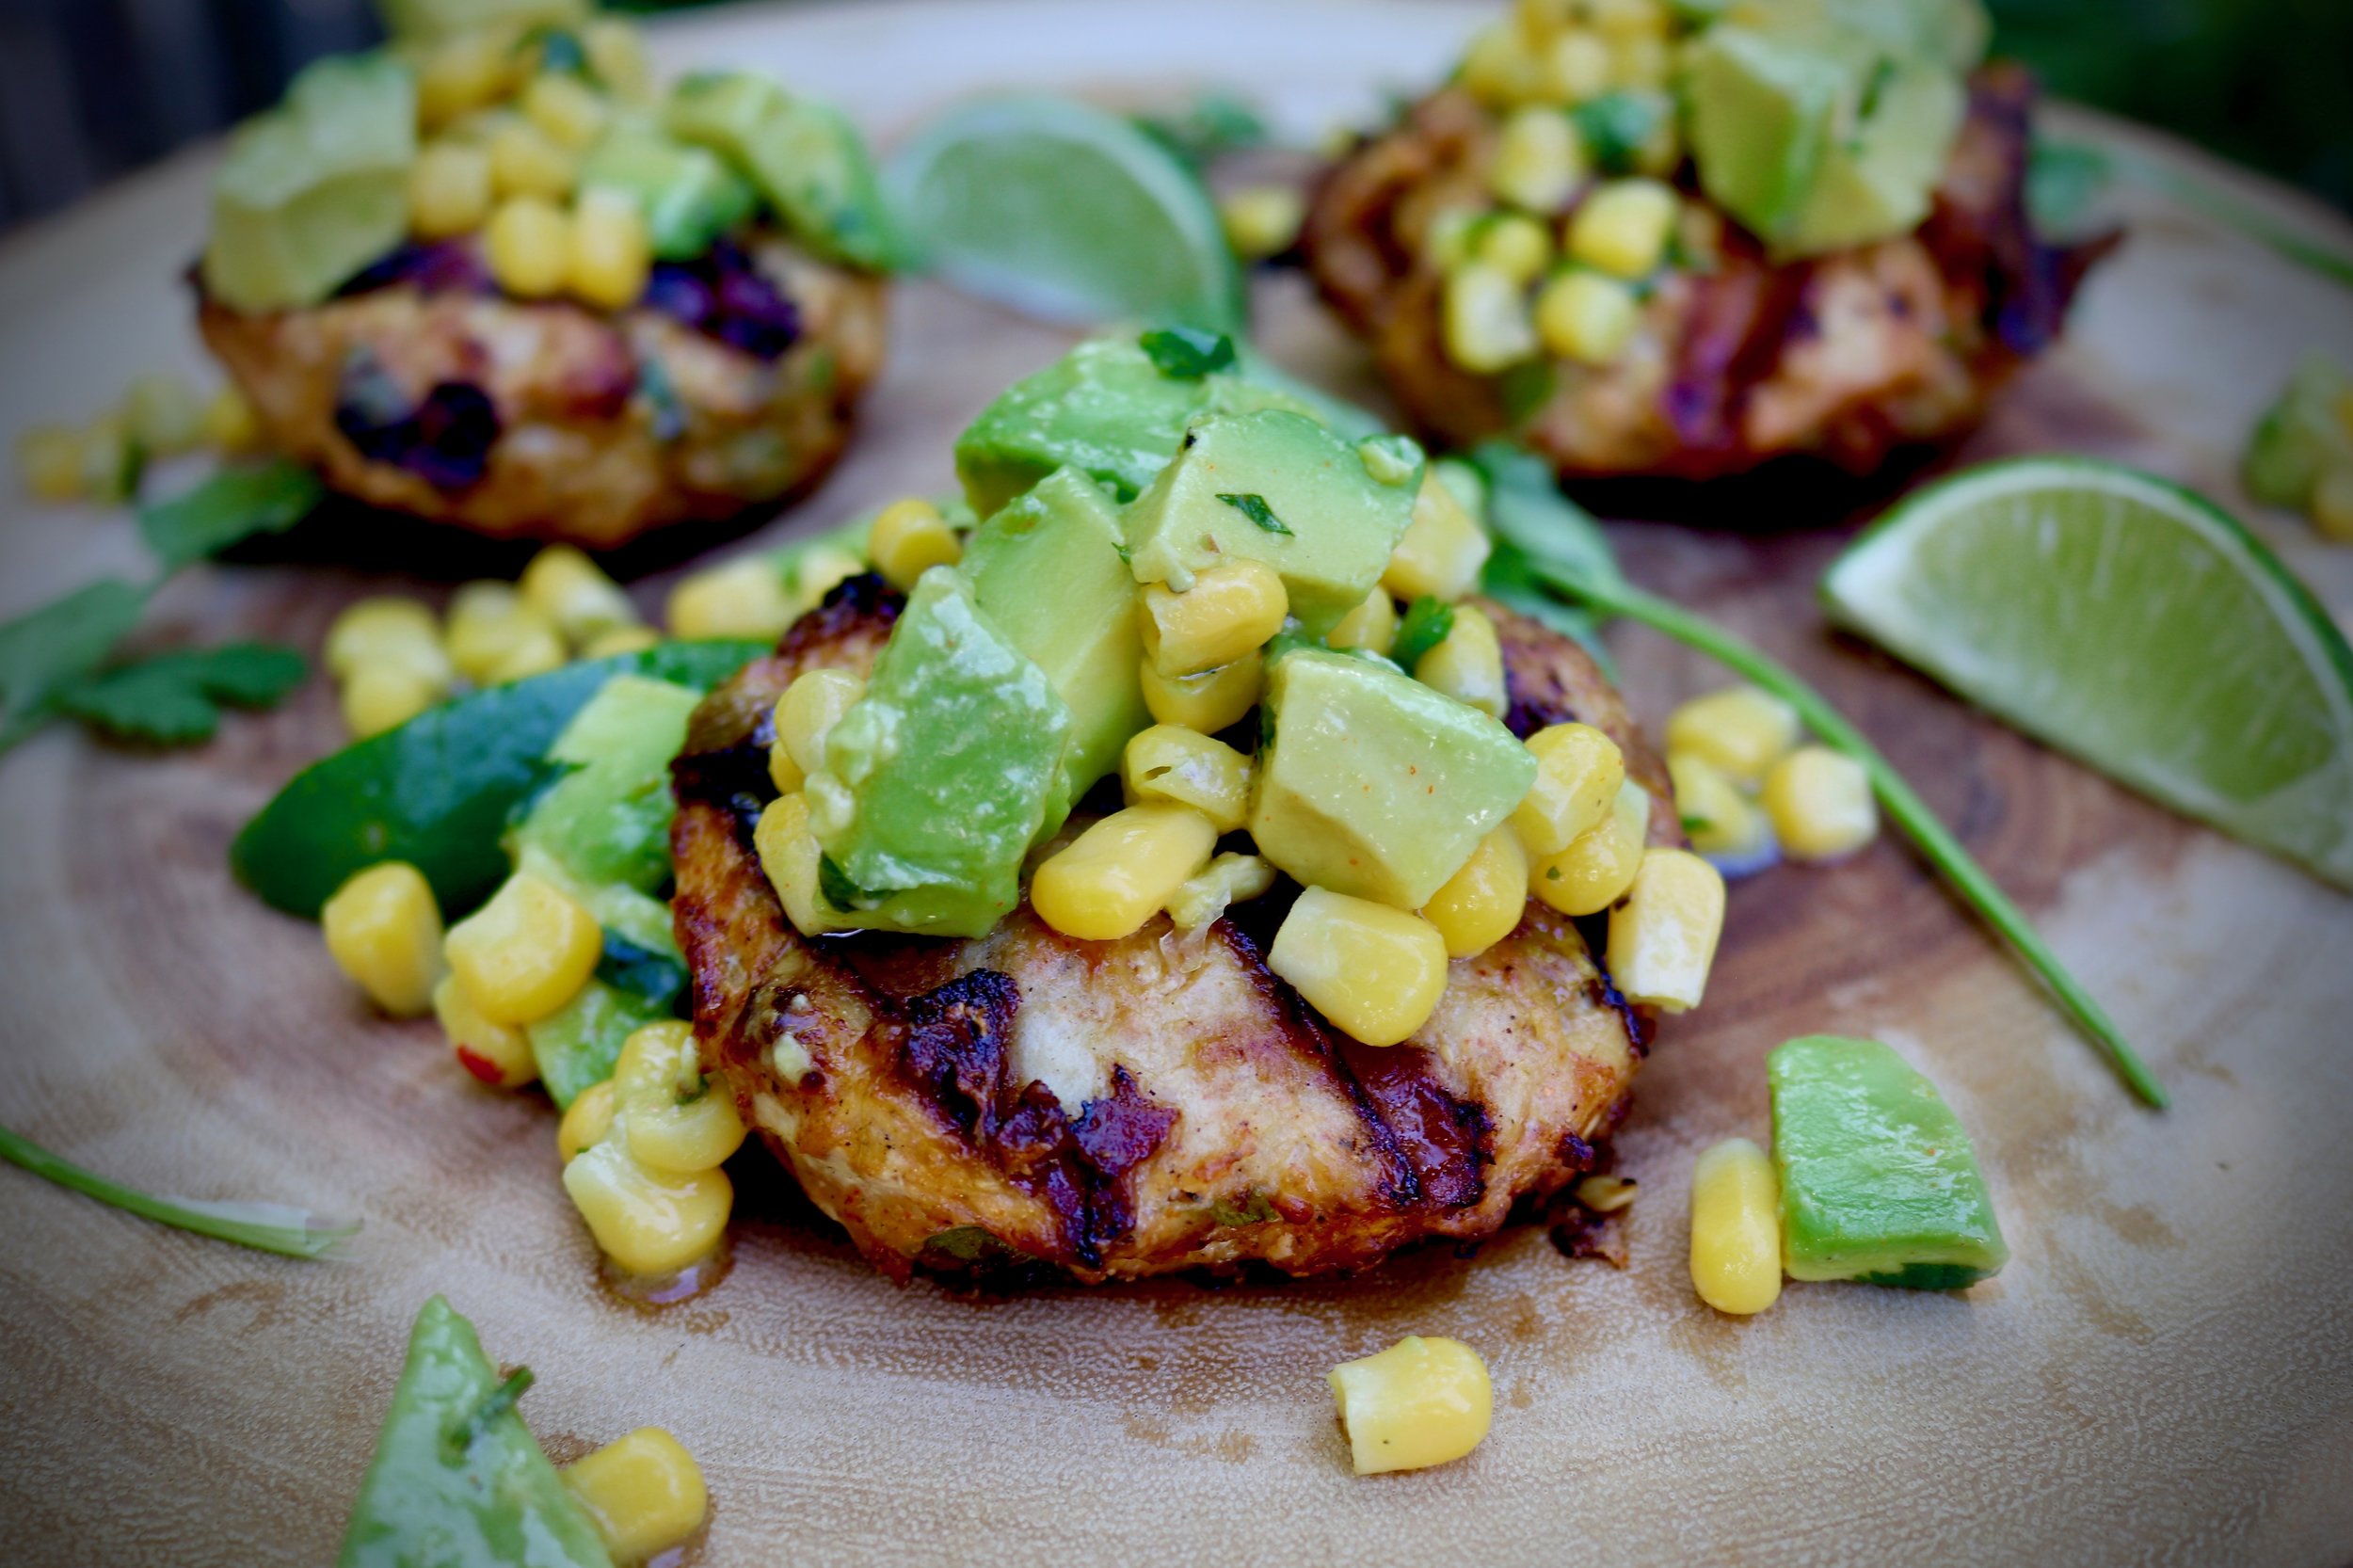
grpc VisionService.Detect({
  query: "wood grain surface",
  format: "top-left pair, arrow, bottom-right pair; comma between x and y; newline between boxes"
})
3,4 -> 2352,1564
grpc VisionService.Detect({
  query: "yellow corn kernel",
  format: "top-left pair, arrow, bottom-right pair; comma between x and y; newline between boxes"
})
484,626 -> 567,683
416,31 -> 515,129
614,1021 -> 747,1175
1590,0 -> 1668,40
1608,33 -> 1672,90
1220,184 -> 1306,261
2312,466 -> 2353,542
17,425 -> 86,502
78,418 -> 136,504
1417,603 -> 1508,719
1326,588 -> 1399,656
488,120 -> 577,202
485,194 -> 571,297
1424,208 -> 1486,273
121,372 -> 206,456
204,384 -> 263,454
342,663 -> 441,738
1327,1336 -> 1494,1476
1032,804 -> 1219,942
1545,29 -> 1613,102
583,19 -> 654,101
1165,852 -> 1276,930
754,792 -> 849,938
1460,22 -> 1544,108
1568,178 -> 1677,279
323,861 -> 445,1016
1513,721 -> 1625,856
564,1429 -> 708,1565
1383,474 -> 1493,604
446,582 -> 558,683
522,72 -> 608,151
408,139 -> 494,240
1535,268 -> 1639,365
1141,651 -> 1262,734
1268,888 -> 1450,1048
1515,0 -> 1569,40
562,1139 -> 732,1277
776,667 -> 865,781
1491,104 -> 1585,211
567,188 -> 651,312
1475,212 -> 1554,285
1665,685 -> 1801,789
1142,560 -> 1289,679
1606,847 -> 1725,1012
1760,745 -> 1877,861
868,498 -> 964,591
1423,825 -> 1529,959
327,596 -> 450,683
1689,1136 -> 1782,1316
559,1079 -> 618,1161
1443,264 -> 1539,375
520,544 -> 638,646
1530,776 -> 1649,915
665,555 -> 795,641
433,973 -> 538,1090
583,625 -> 660,659
442,872 -> 602,1025
1668,750 -> 1769,861
1121,725 -> 1254,833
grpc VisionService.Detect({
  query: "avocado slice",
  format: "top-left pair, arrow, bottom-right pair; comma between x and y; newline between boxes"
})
1779,55 -> 1965,257
664,72 -> 899,269
202,53 -> 418,313
807,570 -> 1073,936
1250,648 -> 1536,909
578,127 -> 759,262
2245,353 -> 2353,509
1121,409 -> 1419,635
952,335 -> 1346,519
961,467 -> 1150,826
337,1296 -> 613,1568
506,674 -> 704,895
376,0 -> 587,44
1768,1035 -> 2009,1289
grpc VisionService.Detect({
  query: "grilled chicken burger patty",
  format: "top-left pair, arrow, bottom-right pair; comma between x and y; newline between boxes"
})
198,228 -> 886,548
670,577 -> 1679,1284
1300,65 -> 2113,484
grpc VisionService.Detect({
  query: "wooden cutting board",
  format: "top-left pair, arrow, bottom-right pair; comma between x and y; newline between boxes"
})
3,3 -> 2351,1563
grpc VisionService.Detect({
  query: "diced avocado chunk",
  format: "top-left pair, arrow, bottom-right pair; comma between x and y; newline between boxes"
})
507,675 -> 704,894
1250,648 -> 1536,908
579,128 -> 759,261
337,1296 -> 613,1568
1780,56 -> 1965,256
376,0 -> 587,43
526,978 -> 670,1109
1768,1035 -> 2009,1289
961,467 -> 1149,824
664,73 -> 899,269
1745,0 -> 1991,73
952,335 -> 1334,518
1121,409 -> 1419,635
1681,26 -> 1846,247
807,570 -> 1072,936
202,54 -> 418,313
2244,353 -> 2353,509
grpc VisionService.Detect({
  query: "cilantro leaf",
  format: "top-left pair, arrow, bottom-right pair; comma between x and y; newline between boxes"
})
137,460 -> 325,571
1390,596 -> 1455,673
1140,327 -> 1238,379
1131,92 -> 1268,169
0,580 -> 150,752
61,643 -> 308,745
1569,91 -> 1668,176
1217,492 -> 1292,535
595,931 -> 689,1014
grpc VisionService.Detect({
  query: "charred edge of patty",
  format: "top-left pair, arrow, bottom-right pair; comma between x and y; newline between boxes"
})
672,586 -> 1666,1280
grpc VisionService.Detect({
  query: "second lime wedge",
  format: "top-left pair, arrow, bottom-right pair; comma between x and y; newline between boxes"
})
887,94 -> 1245,332
1822,456 -> 2353,889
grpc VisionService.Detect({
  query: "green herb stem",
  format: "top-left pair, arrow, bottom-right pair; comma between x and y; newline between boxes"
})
0,1125 -> 360,1257
1533,564 -> 2169,1110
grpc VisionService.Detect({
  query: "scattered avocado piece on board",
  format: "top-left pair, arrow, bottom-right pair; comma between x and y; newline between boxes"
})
337,1295 -> 613,1568
2244,353 -> 2353,511
1769,1035 -> 2009,1289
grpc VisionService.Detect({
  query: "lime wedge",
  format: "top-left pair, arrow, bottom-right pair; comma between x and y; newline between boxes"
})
887,94 -> 1245,332
1823,457 -> 2353,889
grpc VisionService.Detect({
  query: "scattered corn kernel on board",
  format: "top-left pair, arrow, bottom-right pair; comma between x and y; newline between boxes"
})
3,2 -> 2353,1562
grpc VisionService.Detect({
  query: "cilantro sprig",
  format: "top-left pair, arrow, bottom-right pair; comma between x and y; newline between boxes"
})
1141,327 -> 1239,379
0,1124 -> 357,1259
1217,491 -> 1292,535
0,459 -> 322,757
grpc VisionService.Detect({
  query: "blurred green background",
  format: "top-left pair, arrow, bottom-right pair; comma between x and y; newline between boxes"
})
0,0 -> 2346,232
